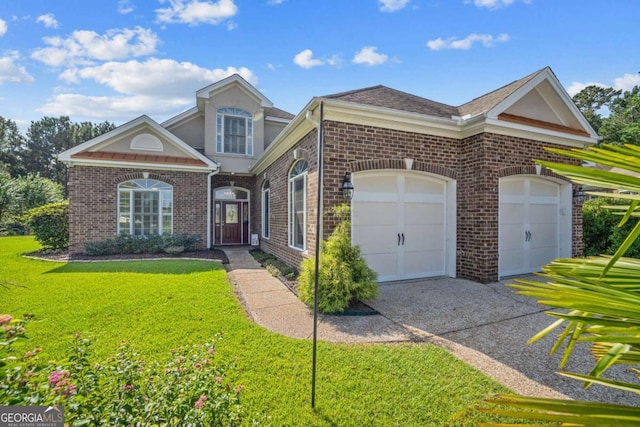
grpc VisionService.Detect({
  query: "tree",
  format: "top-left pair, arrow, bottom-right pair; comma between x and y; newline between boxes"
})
0,170 -> 18,226
600,86 -> 640,146
0,116 -> 25,177
14,174 -> 63,213
21,116 -> 115,193
481,143 -> 640,425
572,85 -> 621,133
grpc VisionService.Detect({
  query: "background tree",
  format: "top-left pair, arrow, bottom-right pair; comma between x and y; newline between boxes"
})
599,86 -> 640,145
21,116 -> 115,193
572,85 -> 620,133
0,117 -> 25,177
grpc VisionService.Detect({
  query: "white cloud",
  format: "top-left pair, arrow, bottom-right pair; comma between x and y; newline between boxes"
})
293,49 -> 325,69
352,46 -> 388,66
467,0 -> 523,10
118,0 -> 135,14
156,0 -> 238,25
36,13 -> 59,29
567,73 -> 640,97
40,59 -> 256,119
60,58 -> 256,96
379,0 -> 410,12
613,73 -> 640,91
31,27 -> 160,67
268,0 -> 286,4
427,33 -> 509,50
0,18 -> 7,36
326,54 -> 343,67
0,51 -> 34,84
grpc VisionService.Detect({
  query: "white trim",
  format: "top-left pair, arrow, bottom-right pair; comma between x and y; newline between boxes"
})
161,107 -> 201,128
265,116 -> 292,124
60,158 -> 215,173
261,180 -> 270,240
58,115 -> 218,171
288,160 -> 308,251
130,133 -> 163,152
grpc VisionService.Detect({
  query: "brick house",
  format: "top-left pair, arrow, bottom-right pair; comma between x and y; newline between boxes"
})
59,67 -> 598,283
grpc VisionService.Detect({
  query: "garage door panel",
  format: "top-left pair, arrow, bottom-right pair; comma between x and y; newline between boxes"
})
405,203 -> 444,225
530,204 -> 557,224
353,171 -> 452,282
404,225 -> 445,251
500,224 -> 524,250
404,250 -> 445,277
499,177 -> 562,277
353,202 -> 396,225
362,253 -> 398,281
357,174 -> 398,193
353,225 -> 397,254
499,204 -> 524,225
405,176 -> 444,194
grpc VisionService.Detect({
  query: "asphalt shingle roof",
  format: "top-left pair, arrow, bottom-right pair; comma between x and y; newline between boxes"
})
322,67 -> 549,120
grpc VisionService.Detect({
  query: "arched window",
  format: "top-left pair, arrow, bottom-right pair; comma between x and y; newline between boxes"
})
118,179 -> 173,236
216,108 -> 253,156
262,180 -> 270,239
288,160 -> 308,250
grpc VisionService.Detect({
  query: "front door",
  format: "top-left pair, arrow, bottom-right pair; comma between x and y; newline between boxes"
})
222,201 -> 241,244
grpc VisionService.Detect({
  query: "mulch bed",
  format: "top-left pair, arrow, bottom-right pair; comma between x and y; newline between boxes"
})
25,248 -> 229,264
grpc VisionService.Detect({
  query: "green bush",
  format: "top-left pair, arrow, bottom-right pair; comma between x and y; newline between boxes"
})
84,234 -> 200,256
298,204 -> 378,313
583,197 -> 640,257
1,315 -> 246,426
21,201 -> 69,250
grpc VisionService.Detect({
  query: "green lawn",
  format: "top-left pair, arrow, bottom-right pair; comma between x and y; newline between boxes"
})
1,236 -> 512,426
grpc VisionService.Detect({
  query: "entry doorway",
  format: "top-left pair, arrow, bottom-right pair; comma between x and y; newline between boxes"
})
213,187 -> 250,245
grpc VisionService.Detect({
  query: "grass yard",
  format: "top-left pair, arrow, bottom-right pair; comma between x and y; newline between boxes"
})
1,236 -> 512,426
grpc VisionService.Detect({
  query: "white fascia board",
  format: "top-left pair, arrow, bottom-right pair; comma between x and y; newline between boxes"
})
484,118 -> 599,147
321,98 -> 462,138
264,116 -> 292,124
63,158 -> 215,173
161,107 -> 200,128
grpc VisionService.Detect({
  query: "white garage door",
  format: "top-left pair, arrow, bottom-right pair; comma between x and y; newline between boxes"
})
352,171 -> 454,282
499,177 -> 563,277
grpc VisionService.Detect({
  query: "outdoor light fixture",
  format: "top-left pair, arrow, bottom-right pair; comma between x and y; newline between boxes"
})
573,186 -> 585,203
341,172 -> 354,200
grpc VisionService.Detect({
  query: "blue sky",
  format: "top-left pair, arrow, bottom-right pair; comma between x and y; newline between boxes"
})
1,0 -> 639,130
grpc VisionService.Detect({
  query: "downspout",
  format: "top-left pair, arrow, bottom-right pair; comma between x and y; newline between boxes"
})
206,162 -> 221,249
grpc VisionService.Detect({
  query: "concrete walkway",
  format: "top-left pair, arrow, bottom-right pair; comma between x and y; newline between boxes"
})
223,248 -> 638,405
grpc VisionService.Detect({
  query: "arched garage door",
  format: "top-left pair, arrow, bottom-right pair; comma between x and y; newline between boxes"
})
499,176 -> 571,278
352,171 -> 456,282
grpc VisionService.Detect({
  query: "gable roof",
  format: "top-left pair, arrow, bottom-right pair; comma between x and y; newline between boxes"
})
196,74 -> 273,108
457,68 -> 544,118
58,115 -> 218,172
324,85 -> 458,119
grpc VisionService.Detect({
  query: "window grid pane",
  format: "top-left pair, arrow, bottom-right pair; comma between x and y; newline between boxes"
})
262,187 -> 270,239
118,179 -> 172,238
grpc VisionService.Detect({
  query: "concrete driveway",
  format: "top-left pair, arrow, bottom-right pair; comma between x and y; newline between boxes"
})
369,276 -> 639,406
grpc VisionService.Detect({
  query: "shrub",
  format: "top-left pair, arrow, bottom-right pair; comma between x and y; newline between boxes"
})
249,249 -> 298,279
21,201 -> 69,250
1,315 -> 247,426
84,234 -> 200,256
298,204 -> 377,313
583,197 -> 640,257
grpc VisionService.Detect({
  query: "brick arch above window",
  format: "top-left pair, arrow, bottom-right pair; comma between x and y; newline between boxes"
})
112,172 -> 177,187
497,165 -> 567,182
350,159 -> 458,180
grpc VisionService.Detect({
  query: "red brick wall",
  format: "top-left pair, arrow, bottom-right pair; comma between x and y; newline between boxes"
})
259,121 -> 582,283
68,166 -> 209,254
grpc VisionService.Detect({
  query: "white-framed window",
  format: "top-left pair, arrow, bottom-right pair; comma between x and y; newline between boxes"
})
216,108 -> 253,156
118,179 -> 173,236
288,160 -> 308,250
262,180 -> 270,239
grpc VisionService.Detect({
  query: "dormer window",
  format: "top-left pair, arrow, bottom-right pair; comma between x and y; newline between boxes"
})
216,108 -> 253,156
